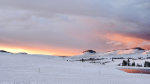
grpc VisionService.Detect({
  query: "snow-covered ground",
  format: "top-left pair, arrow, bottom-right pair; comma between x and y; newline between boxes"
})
0,49 -> 150,84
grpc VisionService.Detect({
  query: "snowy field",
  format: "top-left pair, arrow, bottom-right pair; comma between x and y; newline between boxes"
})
0,49 -> 150,84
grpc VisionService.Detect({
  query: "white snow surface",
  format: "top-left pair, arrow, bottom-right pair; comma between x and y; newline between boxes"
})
0,49 -> 150,84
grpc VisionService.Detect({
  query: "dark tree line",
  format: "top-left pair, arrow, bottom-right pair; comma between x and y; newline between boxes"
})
144,61 -> 150,67
122,59 -> 131,66
121,59 -> 150,67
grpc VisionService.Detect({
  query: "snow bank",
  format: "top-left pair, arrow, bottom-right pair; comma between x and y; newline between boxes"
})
0,51 -> 150,84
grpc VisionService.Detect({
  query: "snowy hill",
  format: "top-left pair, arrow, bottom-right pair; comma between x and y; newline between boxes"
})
69,48 -> 147,60
0,49 -> 150,84
67,48 -> 150,68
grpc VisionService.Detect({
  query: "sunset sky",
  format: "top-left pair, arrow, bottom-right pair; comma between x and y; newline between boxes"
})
0,0 -> 150,56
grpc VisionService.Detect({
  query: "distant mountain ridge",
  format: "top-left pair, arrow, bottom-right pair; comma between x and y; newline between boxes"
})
0,50 -> 11,53
132,47 -> 145,50
0,50 -> 28,54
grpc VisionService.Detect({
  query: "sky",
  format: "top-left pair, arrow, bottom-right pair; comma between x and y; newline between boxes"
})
0,0 -> 150,56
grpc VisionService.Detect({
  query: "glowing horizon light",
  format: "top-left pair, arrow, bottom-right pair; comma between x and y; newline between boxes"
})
0,46 -> 55,55
0,47 -> 27,53
0,45 -> 78,56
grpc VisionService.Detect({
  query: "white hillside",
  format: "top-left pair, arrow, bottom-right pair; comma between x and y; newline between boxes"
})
0,50 -> 150,84
69,48 -> 147,60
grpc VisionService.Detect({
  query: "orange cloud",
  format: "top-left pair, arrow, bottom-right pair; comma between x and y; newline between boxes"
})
104,33 -> 146,48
